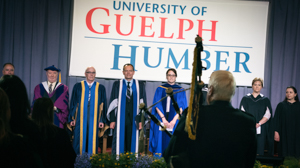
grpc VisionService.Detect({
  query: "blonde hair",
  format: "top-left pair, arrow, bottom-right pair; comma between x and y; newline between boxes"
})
252,78 -> 263,87
208,70 -> 236,101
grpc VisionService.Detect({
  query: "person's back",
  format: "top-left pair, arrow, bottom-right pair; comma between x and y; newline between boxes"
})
41,126 -> 76,167
188,101 -> 256,167
0,75 -> 43,163
163,70 -> 257,168
0,87 -> 43,168
33,97 -> 76,167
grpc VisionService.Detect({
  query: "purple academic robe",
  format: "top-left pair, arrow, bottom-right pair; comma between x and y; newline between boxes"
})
32,81 -> 69,128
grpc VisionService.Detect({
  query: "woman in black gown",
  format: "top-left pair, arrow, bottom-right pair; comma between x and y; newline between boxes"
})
274,86 -> 300,158
239,78 -> 273,155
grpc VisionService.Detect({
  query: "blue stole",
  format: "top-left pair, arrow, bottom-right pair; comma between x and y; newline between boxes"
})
117,79 -> 139,154
79,81 -> 100,154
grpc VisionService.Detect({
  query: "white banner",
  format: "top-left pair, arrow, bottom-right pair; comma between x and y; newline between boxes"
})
69,0 -> 269,86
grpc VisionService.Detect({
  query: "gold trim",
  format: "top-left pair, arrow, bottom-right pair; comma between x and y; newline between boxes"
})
80,81 -> 85,154
185,47 -> 198,140
92,83 -> 99,154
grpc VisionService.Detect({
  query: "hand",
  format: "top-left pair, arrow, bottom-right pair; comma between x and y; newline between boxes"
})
110,122 -> 115,129
256,123 -> 261,128
53,106 -> 57,111
169,119 -> 177,129
99,122 -> 104,128
70,120 -> 76,126
139,122 -> 142,130
274,131 -> 280,142
162,118 -> 169,128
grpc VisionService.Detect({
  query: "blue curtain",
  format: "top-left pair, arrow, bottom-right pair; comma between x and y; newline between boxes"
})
1,0 -> 299,115
0,0 -> 72,102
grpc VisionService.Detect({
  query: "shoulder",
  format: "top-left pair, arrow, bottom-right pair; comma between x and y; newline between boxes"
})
34,82 -> 44,89
56,127 -> 68,135
260,95 -> 271,102
278,101 -> 285,106
74,81 -> 83,87
242,93 -> 251,99
60,83 -> 68,89
56,83 -> 68,90
240,94 -> 251,103
157,85 -> 167,90
113,80 -> 121,85
97,83 -> 106,90
137,80 -> 146,86
230,108 -> 256,125
239,110 -> 256,120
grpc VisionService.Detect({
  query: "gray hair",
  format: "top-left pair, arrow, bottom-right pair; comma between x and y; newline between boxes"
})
208,70 -> 236,101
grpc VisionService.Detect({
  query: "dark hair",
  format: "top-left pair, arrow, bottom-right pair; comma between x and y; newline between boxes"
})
32,98 -> 54,126
0,75 -> 30,126
0,88 -> 11,143
123,63 -> 135,71
166,68 -> 177,77
3,63 -> 15,68
284,86 -> 299,102
32,98 -> 56,140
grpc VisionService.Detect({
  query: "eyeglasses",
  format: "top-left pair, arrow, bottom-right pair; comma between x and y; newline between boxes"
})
167,74 -> 176,77
86,72 -> 95,74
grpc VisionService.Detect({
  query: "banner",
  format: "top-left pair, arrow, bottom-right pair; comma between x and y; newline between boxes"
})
69,0 -> 269,86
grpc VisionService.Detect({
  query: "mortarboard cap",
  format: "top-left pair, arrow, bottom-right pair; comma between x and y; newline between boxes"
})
44,65 -> 62,83
44,65 -> 61,72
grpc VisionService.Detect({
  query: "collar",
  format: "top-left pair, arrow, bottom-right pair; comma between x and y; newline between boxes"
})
86,81 -> 95,87
47,81 -> 57,86
247,93 -> 264,97
210,100 -> 233,107
124,79 -> 133,87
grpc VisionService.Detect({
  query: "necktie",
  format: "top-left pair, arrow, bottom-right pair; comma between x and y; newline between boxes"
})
49,83 -> 53,94
126,82 -> 130,100
88,85 -> 92,101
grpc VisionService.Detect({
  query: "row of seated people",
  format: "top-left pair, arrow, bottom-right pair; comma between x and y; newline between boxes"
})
0,75 -> 76,168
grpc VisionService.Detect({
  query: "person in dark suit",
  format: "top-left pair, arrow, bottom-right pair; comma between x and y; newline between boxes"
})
163,70 -> 257,168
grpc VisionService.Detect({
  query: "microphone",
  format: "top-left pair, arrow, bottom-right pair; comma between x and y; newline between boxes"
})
166,87 -> 181,119
139,103 -> 172,137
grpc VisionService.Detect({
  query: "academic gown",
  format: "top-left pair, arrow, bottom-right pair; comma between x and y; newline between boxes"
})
164,101 -> 257,168
149,83 -> 187,156
107,79 -> 147,155
274,101 -> 300,158
239,93 -> 273,155
32,81 -> 69,128
68,81 -> 107,155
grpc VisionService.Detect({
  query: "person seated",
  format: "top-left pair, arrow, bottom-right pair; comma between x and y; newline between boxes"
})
0,75 -> 43,159
0,88 -> 42,167
32,97 -> 76,167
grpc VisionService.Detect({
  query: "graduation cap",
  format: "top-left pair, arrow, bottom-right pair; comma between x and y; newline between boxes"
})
44,65 -> 61,72
44,65 -> 62,83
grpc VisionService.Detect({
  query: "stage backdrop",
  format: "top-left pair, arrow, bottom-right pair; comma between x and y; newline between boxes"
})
69,0 -> 269,86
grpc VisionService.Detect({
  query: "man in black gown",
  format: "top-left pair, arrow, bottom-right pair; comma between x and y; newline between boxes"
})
107,64 -> 147,155
163,70 -> 257,168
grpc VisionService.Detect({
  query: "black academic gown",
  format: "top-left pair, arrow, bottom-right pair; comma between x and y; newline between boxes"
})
107,79 -> 147,155
164,101 -> 257,168
239,93 -> 273,155
274,101 -> 300,158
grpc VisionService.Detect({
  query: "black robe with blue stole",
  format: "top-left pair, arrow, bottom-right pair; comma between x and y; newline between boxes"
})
68,80 -> 107,155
